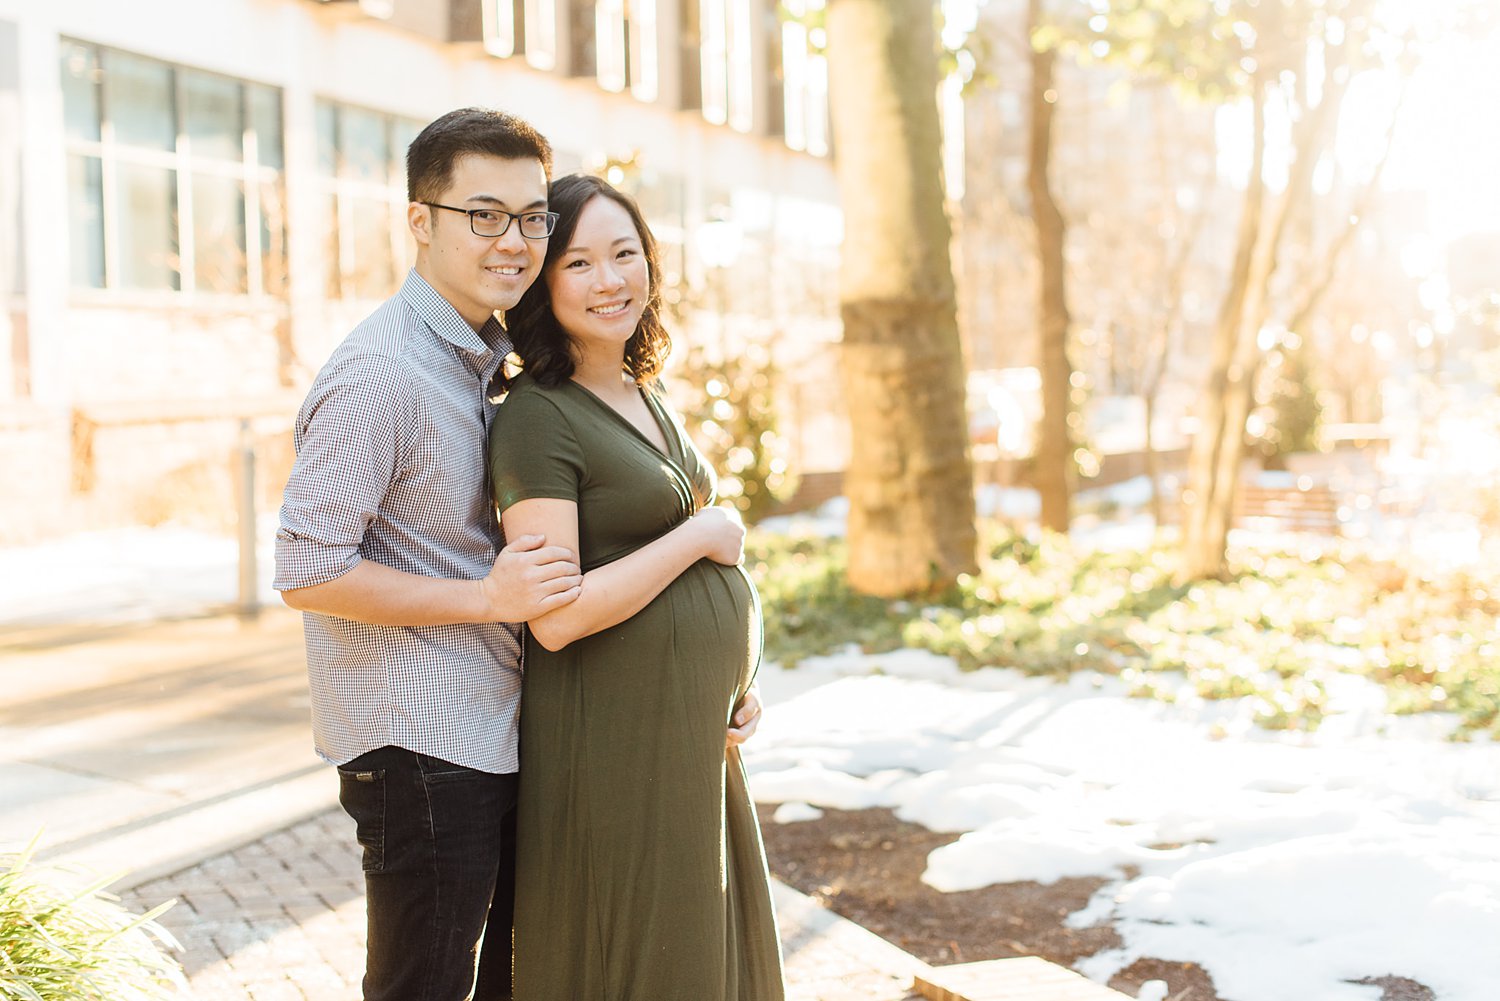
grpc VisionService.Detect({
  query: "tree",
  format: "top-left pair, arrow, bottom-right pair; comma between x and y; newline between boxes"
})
825,0 -> 978,597
1026,0 -> 1076,533
962,5 -> 1218,529
1065,0 -> 1394,579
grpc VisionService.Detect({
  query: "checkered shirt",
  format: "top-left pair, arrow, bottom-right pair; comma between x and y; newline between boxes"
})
274,269 -> 523,774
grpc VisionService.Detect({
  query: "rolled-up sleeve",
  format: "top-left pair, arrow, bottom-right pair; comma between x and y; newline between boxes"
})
274,355 -> 415,592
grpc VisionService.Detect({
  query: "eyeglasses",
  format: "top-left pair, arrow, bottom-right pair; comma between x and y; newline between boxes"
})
424,203 -> 559,240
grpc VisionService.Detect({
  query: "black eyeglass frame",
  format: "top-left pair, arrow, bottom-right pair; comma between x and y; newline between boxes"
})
423,202 -> 559,240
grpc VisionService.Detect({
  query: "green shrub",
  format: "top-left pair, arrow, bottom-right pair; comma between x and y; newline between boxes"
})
748,525 -> 1500,738
0,837 -> 183,1000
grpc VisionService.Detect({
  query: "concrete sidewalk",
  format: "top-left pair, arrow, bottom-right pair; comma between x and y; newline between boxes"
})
2,609 -> 927,1001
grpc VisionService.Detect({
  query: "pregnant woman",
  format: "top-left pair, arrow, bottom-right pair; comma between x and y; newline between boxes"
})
489,173 -> 784,1000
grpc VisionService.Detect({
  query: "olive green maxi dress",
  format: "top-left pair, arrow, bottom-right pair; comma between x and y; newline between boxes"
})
489,373 -> 785,1001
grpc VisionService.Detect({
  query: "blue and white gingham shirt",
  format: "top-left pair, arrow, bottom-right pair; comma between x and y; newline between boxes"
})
275,269 -> 523,774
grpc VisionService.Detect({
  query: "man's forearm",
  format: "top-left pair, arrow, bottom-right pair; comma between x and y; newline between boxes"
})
280,559 -> 489,626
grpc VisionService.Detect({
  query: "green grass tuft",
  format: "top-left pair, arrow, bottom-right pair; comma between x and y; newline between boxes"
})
0,835 -> 184,1000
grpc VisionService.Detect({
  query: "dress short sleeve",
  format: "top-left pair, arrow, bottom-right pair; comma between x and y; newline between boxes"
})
489,377 -> 586,510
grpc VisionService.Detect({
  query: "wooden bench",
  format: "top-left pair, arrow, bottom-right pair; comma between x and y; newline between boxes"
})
1234,481 -> 1341,535
915,957 -> 1132,1000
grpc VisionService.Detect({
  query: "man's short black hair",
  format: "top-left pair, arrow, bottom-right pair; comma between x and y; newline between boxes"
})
406,107 -> 553,203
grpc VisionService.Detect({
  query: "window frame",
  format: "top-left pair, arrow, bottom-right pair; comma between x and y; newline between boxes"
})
314,98 -> 423,303
59,39 -> 286,301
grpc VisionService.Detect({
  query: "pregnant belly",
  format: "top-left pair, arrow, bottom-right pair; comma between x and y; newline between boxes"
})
626,559 -> 760,690
523,560 -> 761,755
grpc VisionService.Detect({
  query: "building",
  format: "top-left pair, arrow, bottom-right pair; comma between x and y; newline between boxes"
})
0,0 -> 843,543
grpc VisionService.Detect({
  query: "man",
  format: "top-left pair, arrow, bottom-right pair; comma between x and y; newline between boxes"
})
274,107 -> 762,1001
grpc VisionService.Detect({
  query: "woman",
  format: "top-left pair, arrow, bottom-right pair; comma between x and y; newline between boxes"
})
489,173 -> 784,1000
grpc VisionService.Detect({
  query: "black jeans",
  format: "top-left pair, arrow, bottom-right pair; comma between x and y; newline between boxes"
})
336,746 -> 519,1001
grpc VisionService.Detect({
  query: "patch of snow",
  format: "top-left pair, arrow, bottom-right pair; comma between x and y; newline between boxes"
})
771,802 -> 825,824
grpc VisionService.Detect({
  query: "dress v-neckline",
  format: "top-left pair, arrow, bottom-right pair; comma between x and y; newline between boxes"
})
567,379 -> 677,462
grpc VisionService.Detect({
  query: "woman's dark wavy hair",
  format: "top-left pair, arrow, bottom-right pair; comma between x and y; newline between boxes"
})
502,174 -> 671,390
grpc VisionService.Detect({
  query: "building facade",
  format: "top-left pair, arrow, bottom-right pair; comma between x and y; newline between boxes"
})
0,0 -> 843,543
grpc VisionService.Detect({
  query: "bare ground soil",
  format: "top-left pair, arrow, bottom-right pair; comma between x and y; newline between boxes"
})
757,806 -> 1434,1001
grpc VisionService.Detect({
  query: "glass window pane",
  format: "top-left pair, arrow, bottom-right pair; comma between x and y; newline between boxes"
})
315,101 -> 338,176
104,51 -> 176,151
183,70 -> 243,162
67,154 -> 105,288
260,181 -> 289,296
249,85 -> 284,169
350,196 -> 394,299
60,42 -> 101,143
192,172 -> 246,293
340,108 -> 388,183
115,162 -> 180,290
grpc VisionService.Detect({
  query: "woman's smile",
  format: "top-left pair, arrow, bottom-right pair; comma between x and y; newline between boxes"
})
546,196 -> 650,350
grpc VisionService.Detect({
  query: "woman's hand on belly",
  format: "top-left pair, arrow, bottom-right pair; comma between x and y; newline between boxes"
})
503,498 -> 744,651
691,506 -> 746,566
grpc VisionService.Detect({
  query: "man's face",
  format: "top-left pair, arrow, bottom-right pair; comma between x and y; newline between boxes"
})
410,154 -> 549,329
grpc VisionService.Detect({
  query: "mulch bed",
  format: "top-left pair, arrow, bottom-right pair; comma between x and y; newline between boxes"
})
757,805 -> 1433,1001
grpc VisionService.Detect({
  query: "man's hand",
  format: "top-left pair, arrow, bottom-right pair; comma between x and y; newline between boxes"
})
479,534 -> 582,622
727,685 -> 763,748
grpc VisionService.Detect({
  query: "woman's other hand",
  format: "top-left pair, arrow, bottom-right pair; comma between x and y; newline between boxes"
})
727,686 -> 762,748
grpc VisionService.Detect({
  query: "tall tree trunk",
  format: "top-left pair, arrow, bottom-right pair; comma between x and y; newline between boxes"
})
1027,0 -> 1074,533
826,0 -> 978,597
1179,6 -> 1371,580
1179,78 -> 1268,581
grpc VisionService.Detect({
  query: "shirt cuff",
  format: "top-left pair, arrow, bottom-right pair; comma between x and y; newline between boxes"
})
273,530 -> 362,591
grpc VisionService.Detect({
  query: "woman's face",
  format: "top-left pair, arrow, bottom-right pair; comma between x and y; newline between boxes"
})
545,195 -> 649,358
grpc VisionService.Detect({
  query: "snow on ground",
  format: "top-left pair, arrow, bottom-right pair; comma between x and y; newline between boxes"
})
744,651 -> 1500,1001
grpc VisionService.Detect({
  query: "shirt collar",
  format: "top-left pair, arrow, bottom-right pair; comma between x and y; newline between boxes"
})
399,269 -> 514,374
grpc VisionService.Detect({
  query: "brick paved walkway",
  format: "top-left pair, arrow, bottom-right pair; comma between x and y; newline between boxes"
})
124,808 -> 926,1001
125,810 -> 365,1001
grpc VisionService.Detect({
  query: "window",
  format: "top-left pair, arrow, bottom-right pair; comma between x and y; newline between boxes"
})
700,0 -> 728,124
59,41 -> 285,295
627,0 -> 659,102
485,0 -> 567,69
526,0 -> 558,69
316,100 -> 423,301
699,0 -> 753,132
484,0 -> 529,57
596,0 -> 627,90
779,1 -> 829,156
595,0 -> 658,100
